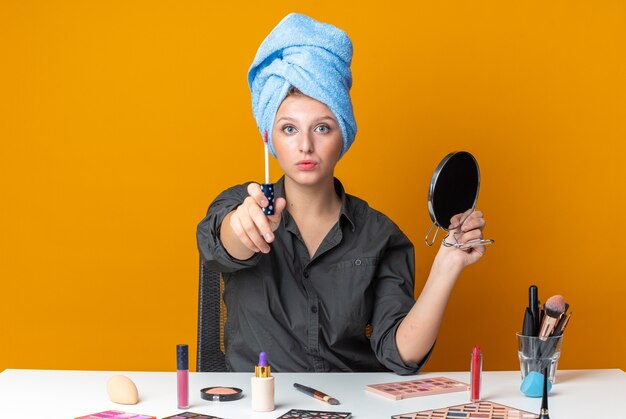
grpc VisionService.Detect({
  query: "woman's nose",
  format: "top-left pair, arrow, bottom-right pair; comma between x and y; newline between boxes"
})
299,132 -> 314,153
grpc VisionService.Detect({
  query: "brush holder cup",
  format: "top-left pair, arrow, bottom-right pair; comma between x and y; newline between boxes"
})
516,332 -> 563,384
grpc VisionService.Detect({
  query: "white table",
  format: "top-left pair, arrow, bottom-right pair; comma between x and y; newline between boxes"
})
0,369 -> 624,418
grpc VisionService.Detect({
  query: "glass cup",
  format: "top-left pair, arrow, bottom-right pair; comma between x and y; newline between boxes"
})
516,332 -> 563,384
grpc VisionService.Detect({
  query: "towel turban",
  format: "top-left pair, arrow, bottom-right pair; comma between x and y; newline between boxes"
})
247,13 -> 357,159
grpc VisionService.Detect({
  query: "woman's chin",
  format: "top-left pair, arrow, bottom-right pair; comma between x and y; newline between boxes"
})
286,171 -> 331,186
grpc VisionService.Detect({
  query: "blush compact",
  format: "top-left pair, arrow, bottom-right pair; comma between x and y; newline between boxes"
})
200,386 -> 243,402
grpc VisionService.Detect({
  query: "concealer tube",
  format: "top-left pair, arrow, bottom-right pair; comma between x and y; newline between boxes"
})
251,351 -> 274,412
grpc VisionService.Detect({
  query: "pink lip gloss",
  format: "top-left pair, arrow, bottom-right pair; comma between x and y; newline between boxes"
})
177,344 -> 189,409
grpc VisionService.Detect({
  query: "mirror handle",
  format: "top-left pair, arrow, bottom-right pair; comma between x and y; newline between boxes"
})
424,222 -> 440,247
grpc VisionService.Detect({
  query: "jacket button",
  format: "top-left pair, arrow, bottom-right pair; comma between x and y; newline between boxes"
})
355,259 -> 362,266
311,305 -> 318,313
303,270 -> 309,278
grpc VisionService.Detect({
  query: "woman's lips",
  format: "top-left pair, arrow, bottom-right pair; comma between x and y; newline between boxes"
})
296,161 -> 317,171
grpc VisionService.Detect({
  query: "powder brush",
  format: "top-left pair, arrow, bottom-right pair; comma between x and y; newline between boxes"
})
539,295 -> 567,340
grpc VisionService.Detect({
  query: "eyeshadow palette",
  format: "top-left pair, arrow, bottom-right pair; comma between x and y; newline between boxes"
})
276,409 -> 352,418
366,376 -> 469,400
162,413 -> 224,419
390,401 -> 539,419
75,410 -> 156,419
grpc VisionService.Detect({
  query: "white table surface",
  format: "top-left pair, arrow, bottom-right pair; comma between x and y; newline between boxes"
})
0,369 -> 624,418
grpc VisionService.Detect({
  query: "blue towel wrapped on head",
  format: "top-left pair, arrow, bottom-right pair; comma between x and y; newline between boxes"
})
248,13 -> 357,159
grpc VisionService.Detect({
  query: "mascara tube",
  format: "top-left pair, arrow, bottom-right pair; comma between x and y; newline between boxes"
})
177,344 -> 190,409
470,346 -> 482,402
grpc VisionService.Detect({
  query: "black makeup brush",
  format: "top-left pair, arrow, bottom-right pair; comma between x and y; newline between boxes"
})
552,303 -> 569,334
539,367 -> 550,419
529,285 -> 539,336
553,312 -> 572,337
539,295 -> 567,340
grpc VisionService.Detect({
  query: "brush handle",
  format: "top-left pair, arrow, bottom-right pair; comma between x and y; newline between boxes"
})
538,367 -> 550,418
261,183 -> 274,215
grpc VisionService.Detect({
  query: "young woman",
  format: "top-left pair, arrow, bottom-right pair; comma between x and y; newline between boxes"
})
197,13 -> 486,374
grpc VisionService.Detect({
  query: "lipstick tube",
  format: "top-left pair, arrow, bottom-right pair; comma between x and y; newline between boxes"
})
470,346 -> 482,402
177,344 -> 189,409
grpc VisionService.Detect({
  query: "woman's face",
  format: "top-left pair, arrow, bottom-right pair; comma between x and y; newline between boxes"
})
272,94 -> 342,187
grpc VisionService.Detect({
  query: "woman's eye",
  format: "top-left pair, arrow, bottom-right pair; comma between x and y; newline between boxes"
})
315,125 -> 330,134
282,125 -> 297,134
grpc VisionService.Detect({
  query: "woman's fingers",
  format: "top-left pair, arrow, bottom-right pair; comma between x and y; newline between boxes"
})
230,194 -> 272,253
267,197 -> 286,236
230,212 -> 260,253
230,184 -> 287,254
457,211 -> 487,256
249,203 -> 274,249
457,228 -> 482,245
247,182 -> 270,209
461,212 -> 486,232
241,212 -> 270,253
449,208 -> 473,230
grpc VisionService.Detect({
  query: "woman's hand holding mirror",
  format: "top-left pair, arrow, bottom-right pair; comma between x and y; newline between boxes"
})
434,208 -> 489,269
444,208 -> 493,251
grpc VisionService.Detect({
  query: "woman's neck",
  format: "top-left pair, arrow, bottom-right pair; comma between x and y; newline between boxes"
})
283,176 -> 341,219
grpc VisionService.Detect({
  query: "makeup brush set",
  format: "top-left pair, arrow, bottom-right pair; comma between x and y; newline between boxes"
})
519,286 -> 572,380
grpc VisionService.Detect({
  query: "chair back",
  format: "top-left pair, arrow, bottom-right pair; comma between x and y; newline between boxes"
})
197,259 -> 227,372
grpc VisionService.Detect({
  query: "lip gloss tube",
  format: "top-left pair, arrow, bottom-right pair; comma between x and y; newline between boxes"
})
470,346 -> 482,402
177,344 -> 189,409
261,183 -> 274,215
261,130 -> 274,216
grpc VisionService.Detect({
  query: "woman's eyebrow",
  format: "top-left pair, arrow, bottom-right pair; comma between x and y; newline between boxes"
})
276,115 -> 336,123
276,116 -> 297,123
275,115 -> 337,124
314,116 -> 337,123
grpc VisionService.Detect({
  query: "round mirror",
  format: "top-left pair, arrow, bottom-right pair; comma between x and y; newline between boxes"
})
425,151 -> 494,249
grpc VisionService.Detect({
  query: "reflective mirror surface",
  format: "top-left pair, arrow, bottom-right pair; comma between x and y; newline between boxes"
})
425,151 -> 494,249
429,151 -> 479,229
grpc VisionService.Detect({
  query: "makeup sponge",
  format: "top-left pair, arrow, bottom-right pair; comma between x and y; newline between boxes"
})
107,374 -> 139,405
520,371 -> 552,397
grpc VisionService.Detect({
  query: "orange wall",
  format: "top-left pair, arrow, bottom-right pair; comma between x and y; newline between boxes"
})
1,1 -> 624,373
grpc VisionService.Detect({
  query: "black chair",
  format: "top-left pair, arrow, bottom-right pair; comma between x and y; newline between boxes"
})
196,259 -> 228,372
